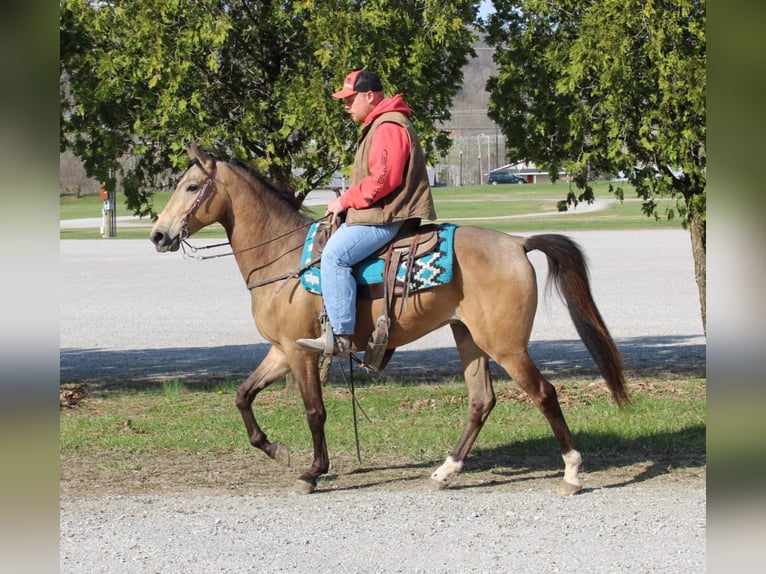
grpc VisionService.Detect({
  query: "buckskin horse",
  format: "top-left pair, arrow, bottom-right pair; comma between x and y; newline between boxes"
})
150,144 -> 628,494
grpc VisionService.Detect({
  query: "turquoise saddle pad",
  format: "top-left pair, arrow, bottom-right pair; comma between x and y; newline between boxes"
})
299,222 -> 457,296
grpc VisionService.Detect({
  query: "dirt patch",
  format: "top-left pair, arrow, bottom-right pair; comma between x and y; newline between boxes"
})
60,444 -> 705,498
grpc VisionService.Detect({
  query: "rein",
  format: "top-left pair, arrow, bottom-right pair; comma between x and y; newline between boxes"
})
180,219 -> 319,262
244,254 -> 321,291
334,354 -> 372,463
177,167 -> 330,288
181,218 -> 326,291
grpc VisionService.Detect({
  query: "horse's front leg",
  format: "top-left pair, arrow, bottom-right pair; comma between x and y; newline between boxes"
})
431,322 -> 496,488
235,346 -> 292,465
288,351 -> 329,493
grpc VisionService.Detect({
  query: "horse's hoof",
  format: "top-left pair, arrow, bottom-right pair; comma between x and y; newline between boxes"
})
558,480 -> 582,496
429,477 -> 450,490
272,441 -> 291,467
293,479 -> 316,494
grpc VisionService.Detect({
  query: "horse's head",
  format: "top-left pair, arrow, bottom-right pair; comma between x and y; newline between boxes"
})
150,144 -> 225,252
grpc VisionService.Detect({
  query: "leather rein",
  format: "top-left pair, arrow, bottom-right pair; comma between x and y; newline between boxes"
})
177,159 -> 327,290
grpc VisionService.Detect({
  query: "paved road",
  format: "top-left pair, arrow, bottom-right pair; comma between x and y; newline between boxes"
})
60,229 -> 705,383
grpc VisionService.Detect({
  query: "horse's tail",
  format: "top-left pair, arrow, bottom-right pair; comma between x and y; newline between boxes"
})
525,234 -> 629,406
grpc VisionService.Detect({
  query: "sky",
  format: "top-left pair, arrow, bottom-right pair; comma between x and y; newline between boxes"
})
479,0 -> 494,20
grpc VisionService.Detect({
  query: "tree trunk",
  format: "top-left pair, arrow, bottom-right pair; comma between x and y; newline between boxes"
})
688,212 -> 706,336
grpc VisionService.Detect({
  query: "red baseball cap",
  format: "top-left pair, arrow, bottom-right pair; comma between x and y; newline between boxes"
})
332,70 -> 384,99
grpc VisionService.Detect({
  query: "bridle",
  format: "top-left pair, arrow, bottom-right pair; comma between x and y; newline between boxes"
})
179,159 -> 217,242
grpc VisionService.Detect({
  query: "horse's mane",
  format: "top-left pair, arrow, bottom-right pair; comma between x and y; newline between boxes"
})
228,158 -> 308,215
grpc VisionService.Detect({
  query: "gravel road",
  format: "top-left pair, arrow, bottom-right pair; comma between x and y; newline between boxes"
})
61,486 -> 705,573
60,229 -> 706,573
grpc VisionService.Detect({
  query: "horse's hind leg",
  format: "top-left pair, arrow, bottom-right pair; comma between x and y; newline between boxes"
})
500,350 -> 583,495
235,346 -> 292,465
431,322 -> 496,488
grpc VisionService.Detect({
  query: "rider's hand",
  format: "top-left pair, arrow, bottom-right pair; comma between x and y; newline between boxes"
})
326,196 -> 346,227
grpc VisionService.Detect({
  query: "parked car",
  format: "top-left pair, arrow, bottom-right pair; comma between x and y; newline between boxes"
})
487,170 -> 527,184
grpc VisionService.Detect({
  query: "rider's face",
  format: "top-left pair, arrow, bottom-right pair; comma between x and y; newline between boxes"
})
343,91 -> 374,124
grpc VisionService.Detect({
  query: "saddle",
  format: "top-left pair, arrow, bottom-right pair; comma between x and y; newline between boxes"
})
310,220 -> 441,300
308,220 -> 443,371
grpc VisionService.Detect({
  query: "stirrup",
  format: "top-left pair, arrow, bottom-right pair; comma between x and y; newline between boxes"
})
296,333 -> 351,357
362,315 -> 390,371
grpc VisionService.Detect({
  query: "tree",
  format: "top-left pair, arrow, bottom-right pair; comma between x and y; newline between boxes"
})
60,0 -> 480,216
484,0 -> 706,333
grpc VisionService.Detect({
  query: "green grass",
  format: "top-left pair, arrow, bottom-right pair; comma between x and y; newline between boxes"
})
60,181 -> 682,239
60,192 -> 173,220
60,378 -> 706,462
60,222 -> 227,240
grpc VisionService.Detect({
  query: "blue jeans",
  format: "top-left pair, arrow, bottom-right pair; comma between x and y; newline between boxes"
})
321,221 -> 405,335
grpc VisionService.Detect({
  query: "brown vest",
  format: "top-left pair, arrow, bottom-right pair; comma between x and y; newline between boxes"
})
345,111 -> 436,226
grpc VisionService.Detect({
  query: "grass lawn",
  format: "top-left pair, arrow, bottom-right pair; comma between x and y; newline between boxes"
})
61,377 -> 705,459
60,180 -> 681,238
60,376 -> 705,495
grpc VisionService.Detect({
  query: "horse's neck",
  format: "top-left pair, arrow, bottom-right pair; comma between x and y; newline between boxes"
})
221,169 -> 307,285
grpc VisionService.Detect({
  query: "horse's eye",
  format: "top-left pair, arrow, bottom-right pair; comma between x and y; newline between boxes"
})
187,184 -> 199,193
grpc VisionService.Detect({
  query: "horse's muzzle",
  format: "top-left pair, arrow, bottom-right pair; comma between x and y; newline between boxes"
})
150,230 -> 181,252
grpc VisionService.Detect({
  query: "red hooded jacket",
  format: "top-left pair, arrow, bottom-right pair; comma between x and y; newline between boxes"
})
339,94 -> 414,210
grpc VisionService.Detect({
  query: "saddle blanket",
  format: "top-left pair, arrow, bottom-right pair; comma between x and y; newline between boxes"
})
299,222 -> 456,296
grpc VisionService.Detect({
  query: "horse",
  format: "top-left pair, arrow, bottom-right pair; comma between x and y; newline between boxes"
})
150,144 -> 628,494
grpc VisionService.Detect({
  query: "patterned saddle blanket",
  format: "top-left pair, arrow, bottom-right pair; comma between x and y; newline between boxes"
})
299,222 -> 457,297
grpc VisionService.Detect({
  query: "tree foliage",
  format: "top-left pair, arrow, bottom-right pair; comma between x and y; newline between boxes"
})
484,0 -> 706,330
484,0 -> 705,222
60,0 -> 479,216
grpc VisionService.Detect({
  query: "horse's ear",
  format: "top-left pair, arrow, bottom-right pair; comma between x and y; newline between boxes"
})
186,142 -> 210,165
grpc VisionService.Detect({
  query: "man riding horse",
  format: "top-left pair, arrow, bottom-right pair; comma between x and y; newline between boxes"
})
296,69 -> 436,357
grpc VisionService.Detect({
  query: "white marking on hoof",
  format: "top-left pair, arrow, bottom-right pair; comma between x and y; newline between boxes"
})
561,449 -> 582,494
430,455 -> 463,487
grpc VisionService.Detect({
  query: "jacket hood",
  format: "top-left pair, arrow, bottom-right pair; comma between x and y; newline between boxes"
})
365,94 -> 412,124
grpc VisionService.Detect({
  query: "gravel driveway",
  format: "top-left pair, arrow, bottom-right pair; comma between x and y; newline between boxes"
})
60,229 -> 706,573
61,486 -> 705,573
